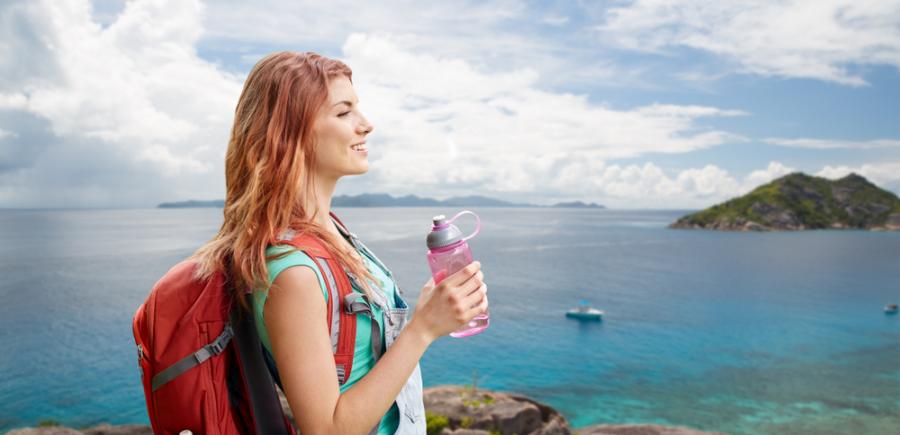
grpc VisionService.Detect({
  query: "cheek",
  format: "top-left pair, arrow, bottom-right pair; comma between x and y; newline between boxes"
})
318,120 -> 354,145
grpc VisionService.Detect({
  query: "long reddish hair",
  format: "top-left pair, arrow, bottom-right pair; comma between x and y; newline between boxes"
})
191,51 -> 376,310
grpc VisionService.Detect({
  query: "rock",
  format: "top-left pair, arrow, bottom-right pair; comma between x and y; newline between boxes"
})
874,212 -> 900,231
442,429 -> 492,435
424,385 -> 571,435
81,424 -> 153,435
576,423 -> 724,435
740,220 -> 768,231
7,425 -> 152,435
539,416 -> 571,435
6,424 -> 151,435
8,428 -> 83,435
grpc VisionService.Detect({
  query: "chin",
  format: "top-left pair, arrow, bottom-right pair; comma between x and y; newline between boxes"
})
349,163 -> 369,175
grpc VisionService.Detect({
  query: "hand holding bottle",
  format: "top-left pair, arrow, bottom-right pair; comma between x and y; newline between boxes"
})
408,261 -> 488,343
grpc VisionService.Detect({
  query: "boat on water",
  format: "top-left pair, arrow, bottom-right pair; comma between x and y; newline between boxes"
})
566,300 -> 604,321
885,304 -> 898,315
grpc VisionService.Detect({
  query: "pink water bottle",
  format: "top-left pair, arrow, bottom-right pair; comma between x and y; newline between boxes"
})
426,210 -> 488,338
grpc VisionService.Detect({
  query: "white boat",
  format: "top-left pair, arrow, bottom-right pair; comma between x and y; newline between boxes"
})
885,304 -> 898,315
566,300 -> 604,320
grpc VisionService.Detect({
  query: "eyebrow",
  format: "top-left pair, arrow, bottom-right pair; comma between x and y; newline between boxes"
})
332,100 -> 358,108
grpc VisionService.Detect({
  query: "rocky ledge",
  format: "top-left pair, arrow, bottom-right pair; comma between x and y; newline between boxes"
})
421,386 -> 722,435
7,425 -> 152,435
9,386 -> 721,435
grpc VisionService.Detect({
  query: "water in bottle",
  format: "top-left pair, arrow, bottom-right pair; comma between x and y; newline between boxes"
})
426,210 -> 489,337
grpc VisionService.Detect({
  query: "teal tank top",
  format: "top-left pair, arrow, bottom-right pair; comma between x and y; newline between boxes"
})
252,244 -> 401,435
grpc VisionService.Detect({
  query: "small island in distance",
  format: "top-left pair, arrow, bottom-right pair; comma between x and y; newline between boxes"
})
158,194 -> 605,209
670,172 -> 900,231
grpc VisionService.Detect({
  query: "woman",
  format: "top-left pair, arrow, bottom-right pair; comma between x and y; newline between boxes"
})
191,51 -> 489,435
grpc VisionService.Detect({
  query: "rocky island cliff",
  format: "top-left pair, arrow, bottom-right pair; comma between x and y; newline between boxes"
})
670,172 -> 900,231
8,386 -> 720,435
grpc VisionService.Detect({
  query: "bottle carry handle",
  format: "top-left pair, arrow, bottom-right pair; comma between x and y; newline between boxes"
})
448,210 -> 481,242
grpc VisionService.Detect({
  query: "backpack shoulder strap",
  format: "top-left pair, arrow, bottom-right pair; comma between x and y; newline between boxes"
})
280,232 -> 358,385
233,294 -> 294,435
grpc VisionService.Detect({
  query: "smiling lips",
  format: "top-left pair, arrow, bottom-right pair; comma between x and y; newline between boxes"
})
351,142 -> 368,154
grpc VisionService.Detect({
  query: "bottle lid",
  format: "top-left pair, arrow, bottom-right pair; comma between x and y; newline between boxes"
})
427,215 -> 464,249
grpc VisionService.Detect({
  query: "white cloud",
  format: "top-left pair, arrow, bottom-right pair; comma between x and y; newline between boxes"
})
743,161 -> 797,188
486,160 -> 795,208
817,163 -> 900,191
196,0 -> 650,90
1,0 -> 752,208
339,33 -> 746,200
0,128 -> 14,139
0,93 -> 27,109
200,0 -> 529,59
566,161 -> 797,208
542,15 -> 570,26
765,137 -> 900,149
596,0 -> 900,86
0,0 -> 243,207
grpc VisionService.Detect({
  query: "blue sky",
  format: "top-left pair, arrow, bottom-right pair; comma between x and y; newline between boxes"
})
1,0 -> 898,208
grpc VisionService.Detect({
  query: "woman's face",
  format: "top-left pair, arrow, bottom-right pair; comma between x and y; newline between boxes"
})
311,75 -> 374,181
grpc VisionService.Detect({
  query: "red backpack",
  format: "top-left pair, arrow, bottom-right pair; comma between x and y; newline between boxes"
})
132,214 -> 359,434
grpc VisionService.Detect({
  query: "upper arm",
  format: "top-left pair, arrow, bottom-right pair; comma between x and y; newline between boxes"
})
265,264 -> 341,434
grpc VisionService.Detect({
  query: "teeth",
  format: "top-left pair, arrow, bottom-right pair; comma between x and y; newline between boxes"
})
352,144 -> 367,151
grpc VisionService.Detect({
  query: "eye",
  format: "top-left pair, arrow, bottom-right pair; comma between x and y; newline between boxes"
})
338,111 -> 350,117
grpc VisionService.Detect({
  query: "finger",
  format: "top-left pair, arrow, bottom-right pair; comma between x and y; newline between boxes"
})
464,293 -> 488,320
462,283 -> 487,309
464,270 -> 486,294
441,261 -> 481,287
455,270 -> 484,297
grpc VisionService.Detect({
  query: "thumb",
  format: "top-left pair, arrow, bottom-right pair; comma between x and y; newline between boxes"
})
433,270 -> 448,284
422,277 -> 435,290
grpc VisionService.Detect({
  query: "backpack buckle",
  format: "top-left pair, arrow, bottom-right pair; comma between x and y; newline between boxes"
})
208,324 -> 234,356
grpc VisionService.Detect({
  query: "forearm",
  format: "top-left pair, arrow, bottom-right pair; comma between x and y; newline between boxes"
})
331,319 -> 433,434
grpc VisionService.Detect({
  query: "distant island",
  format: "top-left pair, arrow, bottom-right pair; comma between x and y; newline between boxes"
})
670,172 -> 900,231
158,194 -> 605,209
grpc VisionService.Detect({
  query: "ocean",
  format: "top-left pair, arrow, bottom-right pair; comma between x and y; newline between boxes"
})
0,208 -> 898,434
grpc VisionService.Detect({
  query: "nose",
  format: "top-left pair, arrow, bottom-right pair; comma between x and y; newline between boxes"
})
358,116 -> 374,135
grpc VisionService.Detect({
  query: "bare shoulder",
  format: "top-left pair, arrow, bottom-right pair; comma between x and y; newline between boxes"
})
265,265 -> 327,330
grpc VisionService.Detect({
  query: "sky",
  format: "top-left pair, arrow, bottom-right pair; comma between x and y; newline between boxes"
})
1,0 -> 898,209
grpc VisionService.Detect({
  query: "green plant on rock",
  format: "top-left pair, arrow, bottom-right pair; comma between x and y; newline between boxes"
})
462,392 -> 496,409
460,416 -> 474,428
37,419 -> 61,427
462,397 -> 479,408
425,411 -> 449,435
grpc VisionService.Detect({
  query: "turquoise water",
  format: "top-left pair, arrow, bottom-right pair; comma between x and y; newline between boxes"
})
0,208 -> 898,434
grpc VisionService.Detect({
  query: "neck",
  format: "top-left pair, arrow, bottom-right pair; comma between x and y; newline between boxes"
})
306,172 -> 340,234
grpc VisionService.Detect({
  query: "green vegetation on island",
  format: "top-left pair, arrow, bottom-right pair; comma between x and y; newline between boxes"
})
670,172 -> 900,231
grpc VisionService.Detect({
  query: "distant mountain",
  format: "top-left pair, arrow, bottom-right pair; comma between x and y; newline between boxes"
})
670,172 -> 900,231
332,193 -> 441,207
158,194 -> 605,209
158,199 -> 224,208
332,194 -> 531,207
551,201 -> 605,209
